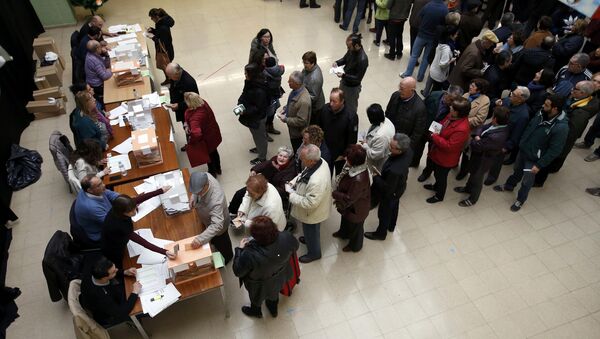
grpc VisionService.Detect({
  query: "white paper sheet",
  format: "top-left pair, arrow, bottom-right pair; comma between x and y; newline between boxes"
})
108,50 -> 116,58
113,61 -> 135,70
108,154 -> 132,173
118,38 -> 139,46
137,248 -> 166,265
131,24 -> 142,32
134,182 -> 157,195
140,283 -> 181,317
104,36 -> 120,44
429,121 -> 443,134
329,66 -> 345,75
131,196 -> 161,222
169,130 -> 174,143
142,92 -> 161,108
112,137 -> 133,154
136,265 -> 166,295
108,104 -> 128,119
108,24 -> 127,33
110,119 -> 119,126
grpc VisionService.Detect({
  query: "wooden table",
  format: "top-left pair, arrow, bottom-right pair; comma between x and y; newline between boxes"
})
103,104 -> 179,187
114,168 -> 229,339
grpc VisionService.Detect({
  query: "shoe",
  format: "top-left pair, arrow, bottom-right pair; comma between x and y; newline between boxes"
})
267,124 -> 281,135
399,73 -> 407,78
456,171 -> 468,181
364,232 -> 386,241
267,135 -> 274,142
417,173 -> 429,182
250,157 -> 265,166
420,90 -> 426,96
310,3 -> 321,8
423,184 -> 435,191
503,159 -> 515,165
426,196 -> 443,204
332,231 -> 345,239
382,39 -> 389,45
180,145 -> 187,152
265,299 -> 278,317
342,245 -> 359,252
384,53 -> 395,60
300,3 -> 309,8
493,184 -> 513,192
339,24 -> 347,31
298,236 -> 305,244
241,306 -> 263,318
454,186 -> 468,193
249,147 -> 258,154
573,142 -> 591,149
284,221 -> 296,232
585,187 -> 600,197
216,169 -> 222,175
416,60 -> 420,67
369,28 -> 377,33
484,177 -> 496,186
416,77 -> 424,82
299,255 -> 320,263
373,40 -> 380,46
458,199 -> 475,207
584,153 -> 600,162
510,200 -> 523,212
396,53 -> 403,59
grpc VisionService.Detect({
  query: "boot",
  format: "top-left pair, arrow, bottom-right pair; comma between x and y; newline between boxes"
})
265,299 -> 279,317
267,123 -> 281,135
241,305 -> 263,318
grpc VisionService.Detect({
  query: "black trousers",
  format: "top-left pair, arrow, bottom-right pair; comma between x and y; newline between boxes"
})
207,149 -> 221,175
481,0 -> 506,28
464,154 -> 501,202
228,187 -> 247,215
373,196 -> 400,238
411,137 -> 427,167
337,216 -> 364,251
334,0 -> 349,22
211,230 -> 233,265
291,137 -> 303,154
422,157 -> 451,200
387,20 -> 406,57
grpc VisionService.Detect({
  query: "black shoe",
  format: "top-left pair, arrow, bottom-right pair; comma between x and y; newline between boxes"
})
267,135 -> 274,142
493,184 -> 513,192
503,159 -> 515,165
332,231 -> 345,239
216,169 -> 222,175
300,3 -> 309,8
484,177 -> 496,186
369,27 -> 377,33
373,40 -> 380,46
426,196 -> 443,204
456,171 -> 468,180
396,53 -> 403,59
417,173 -> 429,182
267,125 -> 281,135
299,236 -> 305,244
343,245 -> 361,252
423,184 -> 435,191
339,24 -> 347,31
265,299 -> 278,317
241,306 -> 263,318
250,157 -> 265,166
382,39 -> 389,45
249,147 -> 258,154
384,53 -> 395,60
364,232 -> 386,240
299,255 -> 320,263
458,199 -> 475,207
310,3 -> 321,8
510,200 -> 523,212
454,186 -> 468,193
180,145 -> 187,152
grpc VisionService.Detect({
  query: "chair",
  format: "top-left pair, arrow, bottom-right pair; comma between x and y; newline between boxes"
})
68,164 -> 82,194
68,279 -> 110,339
49,131 -> 75,192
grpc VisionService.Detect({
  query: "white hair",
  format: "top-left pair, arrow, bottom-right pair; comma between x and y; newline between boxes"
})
303,144 -> 321,161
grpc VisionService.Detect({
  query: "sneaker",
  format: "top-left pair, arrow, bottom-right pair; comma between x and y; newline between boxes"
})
383,53 -> 395,60
426,196 -> 443,204
573,142 -> 591,149
399,73 -> 407,78
585,187 -> 600,197
249,147 -> 258,154
493,185 -> 513,192
510,200 -> 523,212
250,157 -> 265,165
458,199 -> 475,207
584,153 -> 600,162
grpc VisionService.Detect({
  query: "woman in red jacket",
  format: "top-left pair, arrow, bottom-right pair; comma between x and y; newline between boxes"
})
183,92 -> 223,176
422,96 -> 471,203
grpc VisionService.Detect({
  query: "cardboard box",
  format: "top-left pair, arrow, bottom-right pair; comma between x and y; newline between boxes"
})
33,87 -> 67,102
131,127 -> 163,168
36,63 -> 62,87
26,99 -> 66,120
32,37 -> 66,69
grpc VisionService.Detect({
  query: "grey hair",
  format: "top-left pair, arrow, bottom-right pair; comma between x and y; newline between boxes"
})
516,86 -> 530,100
392,133 -> 411,153
447,85 -> 464,97
446,12 -> 461,26
577,81 -> 595,96
500,12 -> 515,26
277,145 -> 294,158
573,53 -> 590,67
303,144 -> 321,161
289,71 -> 304,85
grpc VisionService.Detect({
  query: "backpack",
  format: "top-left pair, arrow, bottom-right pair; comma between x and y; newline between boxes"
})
280,251 -> 301,296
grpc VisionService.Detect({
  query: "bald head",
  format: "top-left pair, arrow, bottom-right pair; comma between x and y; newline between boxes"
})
165,63 -> 182,80
399,77 -> 416,100
86,40 -> 101,53
90,15 -> 105,28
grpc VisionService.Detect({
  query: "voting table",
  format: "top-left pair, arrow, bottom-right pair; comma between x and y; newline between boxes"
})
114,168 -> 229,339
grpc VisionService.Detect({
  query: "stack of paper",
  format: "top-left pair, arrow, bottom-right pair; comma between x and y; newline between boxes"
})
146,170 -> 190,215
108,103 -> 128,120
136,265 -> 166,294
108,24 -> 128,34
139,283 -> 181,317
132,197 -> 161,223
142,92 -> 161,108
108,154 -> 132,173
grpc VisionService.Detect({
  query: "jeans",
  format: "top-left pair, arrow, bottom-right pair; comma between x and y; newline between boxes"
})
374,19 -> 388,43
387,19 -> 406,56
342,0 -> 366,33
302,223 -> 321,259
402,36 -> 434,81
334,0 -> 349,22
249,117 -> 268,160
374,196 -> 400,238
339,83 -> 360,115
338,217 -> 364,251
504,152 -> 536,204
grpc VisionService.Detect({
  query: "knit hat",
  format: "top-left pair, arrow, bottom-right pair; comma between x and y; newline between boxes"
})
189,172 -> 208,194
481,30 -> 499,44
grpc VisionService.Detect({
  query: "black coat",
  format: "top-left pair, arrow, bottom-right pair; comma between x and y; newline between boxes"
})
511,47 -> 555,85
553,34 -> 585,71
373,148 -> 414,200
149,15 -> 175,60
526,84 -> 550,119
42,231 -> 83,302
457,12 -> 483,52
238,79 -> 269,129
233,232 -> 299,305
471,124 -> 510,158
385,92 -> 427,149
483,65 -> 510,102
170,69 -> 198,122
319,104 -> 359,159
335,48 -> 369,87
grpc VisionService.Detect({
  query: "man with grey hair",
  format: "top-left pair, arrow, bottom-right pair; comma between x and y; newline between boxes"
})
286,144 -> 332,263
84,39 -> 112,105
277,71 -> 312,151
365,133 -> 413,241
535,80 -> 600,185
553,53 -> 592,97
165,62 -> 199,124
188,171 -> 233,264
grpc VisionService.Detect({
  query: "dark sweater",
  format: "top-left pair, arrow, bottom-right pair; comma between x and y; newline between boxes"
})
170,69 -> 199,122
319,104 -> 359,159
80,275 -> 138,327
502,98 -> 530,151
417,0 -> 448,40
149,15 -> 175,60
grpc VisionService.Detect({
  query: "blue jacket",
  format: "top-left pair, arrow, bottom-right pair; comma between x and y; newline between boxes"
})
74,189 -> 120,241
417,0 -> 448,40
519,111 -> 569,168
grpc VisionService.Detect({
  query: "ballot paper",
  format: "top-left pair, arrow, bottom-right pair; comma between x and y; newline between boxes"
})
113,61 -> 135,71
108,24 -> 128,33
112,137 -> 133,154
136,265 -> 166,295
329,65 -> 345,75
142,92 -> 161,108
108,104 -> 128,119
429,121 -> 443,134
118,38 -> 139,46
140,283 -> 181,317
127,228 -> 154,257
134,182 -> 157,195
132,196 -> 161,222
108,154 -> 132,173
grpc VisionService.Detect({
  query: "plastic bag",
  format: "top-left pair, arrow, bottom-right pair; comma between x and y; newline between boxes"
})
6,144 -> 43,190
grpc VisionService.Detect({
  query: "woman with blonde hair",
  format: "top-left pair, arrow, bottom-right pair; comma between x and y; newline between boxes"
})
72,91 -> 112,150
183,92 -> 223,176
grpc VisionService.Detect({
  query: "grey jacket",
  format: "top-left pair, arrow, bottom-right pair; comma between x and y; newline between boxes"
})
285,87 -> 312,139
49,130 -> 72,184
302,64 -> 325,111
387,0 -> 413,20
192,174 -> 230,244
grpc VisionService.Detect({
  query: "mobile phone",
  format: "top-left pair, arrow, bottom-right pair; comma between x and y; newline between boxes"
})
110,174 -> 122,181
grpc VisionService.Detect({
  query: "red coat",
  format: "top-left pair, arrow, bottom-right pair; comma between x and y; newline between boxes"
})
428,116 -> 470,168
184,102 -> 222,167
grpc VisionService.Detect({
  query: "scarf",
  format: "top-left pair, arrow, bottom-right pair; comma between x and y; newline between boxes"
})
467,93 -> 480,102
570,96 -> 593,108
333,163 -> 368,191
294,159 -> 323,188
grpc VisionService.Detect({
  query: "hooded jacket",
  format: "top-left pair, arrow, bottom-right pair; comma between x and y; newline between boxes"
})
150,15 -> 175,60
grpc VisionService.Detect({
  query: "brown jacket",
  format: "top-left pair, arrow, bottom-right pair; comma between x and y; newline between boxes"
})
523,30 -> 552,49
285,86 -> 312,138
448,40 -> 486,91
332,166 -> 370,223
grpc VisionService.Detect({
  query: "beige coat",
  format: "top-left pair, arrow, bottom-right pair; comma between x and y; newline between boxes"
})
239,183 -> 286,230
289,159 -> 332,224
285,86 -> 312,139
463,93 -> 490,129
362,118 -> 396,172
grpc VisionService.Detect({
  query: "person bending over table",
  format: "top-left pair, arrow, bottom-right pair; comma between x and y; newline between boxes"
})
80,256 -> 141,327
102,189 -> 177,270
188,172 -> 234,264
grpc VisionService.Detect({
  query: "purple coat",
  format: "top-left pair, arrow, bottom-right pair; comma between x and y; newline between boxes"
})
85,52 -> 112,87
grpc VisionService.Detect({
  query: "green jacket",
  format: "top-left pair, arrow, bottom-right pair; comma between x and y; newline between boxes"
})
375,0 -> 390,20
518,111 -> 569,168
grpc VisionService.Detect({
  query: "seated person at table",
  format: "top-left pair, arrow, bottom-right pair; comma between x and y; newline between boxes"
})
102,192 -> 176,270
70,139 -> 110,180
74,175 -> 166,244
72,92 -> 111,150
228,146 -> 296,216
188,172 -> 234,264
80,256 -> 141,327
235,174 -> 287,231
84,40 -> 112,106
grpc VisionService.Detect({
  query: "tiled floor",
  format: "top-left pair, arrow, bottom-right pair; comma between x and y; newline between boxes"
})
8,0 -> 600,338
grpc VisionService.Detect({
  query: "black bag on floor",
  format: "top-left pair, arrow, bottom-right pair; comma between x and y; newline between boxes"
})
6,144 -> 43,191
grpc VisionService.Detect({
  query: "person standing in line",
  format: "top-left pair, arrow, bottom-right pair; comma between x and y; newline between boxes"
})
422,25 -> 459,97
333,33 -> 369,115
384,0 -> 413,60
286,144 -> 332,263
238,63 -> 270,166
360,103 -> 396,173
301,51 -> 325,125
372,0 -> 389,47
165,63 -> 199,126
299,0 -> 321,8
277,71 -> 312,152
339,0 -> 367,33
364,133 -> 413,241
147,8 -> 175,85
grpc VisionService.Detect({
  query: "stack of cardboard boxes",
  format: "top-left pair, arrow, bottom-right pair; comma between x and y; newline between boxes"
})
27,37 -> 67,119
